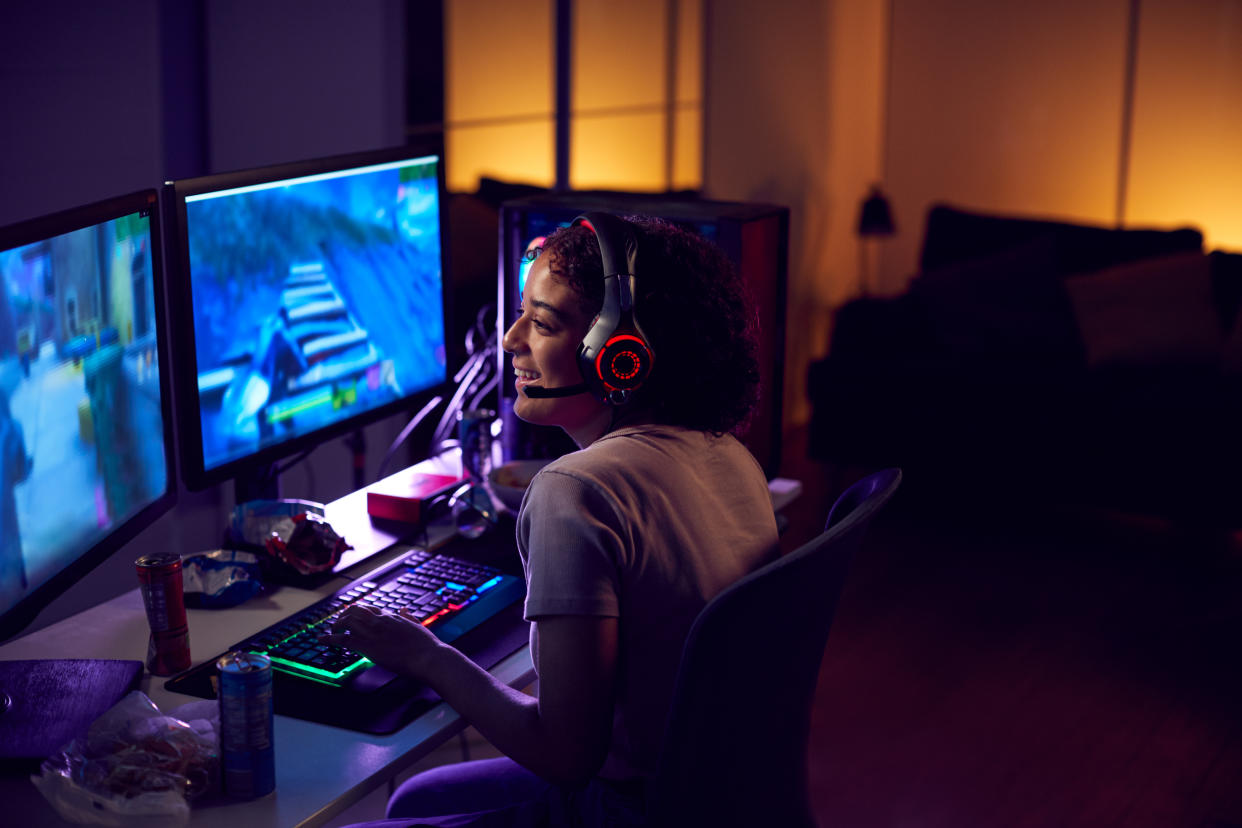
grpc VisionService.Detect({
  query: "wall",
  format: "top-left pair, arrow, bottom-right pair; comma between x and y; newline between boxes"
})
206,0 -> 407,172
444,0 -> 555,191
442,0 -> 703,193
0,1 -> 164,227
703,0 -> 887,425
880,0 -> 1242,288
1126,0 -> 1242,250
879,0 -> 1130,290
0,0 -> 415,635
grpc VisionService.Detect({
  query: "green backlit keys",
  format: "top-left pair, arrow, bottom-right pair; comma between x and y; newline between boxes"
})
235,548 -> 510,688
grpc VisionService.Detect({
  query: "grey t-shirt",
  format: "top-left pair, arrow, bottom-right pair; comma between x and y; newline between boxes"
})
516,424 -> 779,780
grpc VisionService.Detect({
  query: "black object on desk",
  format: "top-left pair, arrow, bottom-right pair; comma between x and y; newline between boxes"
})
0,658 -> 143,770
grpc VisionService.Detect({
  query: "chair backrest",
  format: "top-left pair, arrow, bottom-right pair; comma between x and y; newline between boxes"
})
646,468 -> 902,828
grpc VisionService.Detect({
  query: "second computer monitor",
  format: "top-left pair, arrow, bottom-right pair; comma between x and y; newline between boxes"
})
164,145 -> 449,493
0,189 -> 176,641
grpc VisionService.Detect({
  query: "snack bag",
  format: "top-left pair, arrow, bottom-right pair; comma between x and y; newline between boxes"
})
265,511 -> 351,575
31,691 -> 219,827
226,499 -> 351,582
181,548 -> 263,608
226,498 -> 325,551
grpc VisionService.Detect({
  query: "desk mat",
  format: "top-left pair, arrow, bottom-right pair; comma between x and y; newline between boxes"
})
164,602 -> 529,734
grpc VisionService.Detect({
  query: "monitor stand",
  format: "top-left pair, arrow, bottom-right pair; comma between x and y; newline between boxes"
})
235,462 -> 281,504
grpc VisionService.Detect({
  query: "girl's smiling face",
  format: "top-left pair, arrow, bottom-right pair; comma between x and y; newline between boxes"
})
501,255 -> 612,447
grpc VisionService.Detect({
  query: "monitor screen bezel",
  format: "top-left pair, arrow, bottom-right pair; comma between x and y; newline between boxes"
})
0,189 -> 178,642
162,141 -> 452,492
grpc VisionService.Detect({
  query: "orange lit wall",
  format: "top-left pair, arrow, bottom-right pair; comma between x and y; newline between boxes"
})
445,0 -> 702,193
879,0 -> 1131,292
1126,0 -> 1242,252
704,0 -> 887,425
444,0 -> 555,191
572,0 -> 666,190
879,0 -> 1242,286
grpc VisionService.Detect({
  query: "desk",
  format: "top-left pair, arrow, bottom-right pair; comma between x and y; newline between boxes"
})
0,457 -> 535,828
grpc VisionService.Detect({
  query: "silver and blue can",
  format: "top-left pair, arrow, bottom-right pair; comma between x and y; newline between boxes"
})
217,651 -> 275,798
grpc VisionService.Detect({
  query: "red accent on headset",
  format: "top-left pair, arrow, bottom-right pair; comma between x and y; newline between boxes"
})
610,351 -> 640,381
595,333 -> 650,385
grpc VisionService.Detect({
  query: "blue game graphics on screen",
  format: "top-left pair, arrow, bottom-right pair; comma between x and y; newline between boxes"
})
179,154 -> 447,478
0,200 -> 169,623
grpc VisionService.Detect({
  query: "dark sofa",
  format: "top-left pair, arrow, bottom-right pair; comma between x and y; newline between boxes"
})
808,204 -> 1242,527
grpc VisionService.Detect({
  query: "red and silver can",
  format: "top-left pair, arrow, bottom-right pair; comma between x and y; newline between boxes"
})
135,551 -> 191,675
217,651 -> 276,799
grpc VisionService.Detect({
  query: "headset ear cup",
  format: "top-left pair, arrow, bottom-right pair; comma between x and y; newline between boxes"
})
596,333 -> 653,391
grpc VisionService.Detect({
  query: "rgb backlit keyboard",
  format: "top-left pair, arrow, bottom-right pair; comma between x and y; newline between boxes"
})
229,547 -> 523,687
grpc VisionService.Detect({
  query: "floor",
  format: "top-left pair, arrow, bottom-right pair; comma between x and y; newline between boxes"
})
786,448 -> 1242,827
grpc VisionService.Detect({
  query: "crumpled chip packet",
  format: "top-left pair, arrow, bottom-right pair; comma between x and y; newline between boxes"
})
181,549 -> 263,608
266,511 -> 350,575
226,499 -> 350,577
227,498 -> 324,549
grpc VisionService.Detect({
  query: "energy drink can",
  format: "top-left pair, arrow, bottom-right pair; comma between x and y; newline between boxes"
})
457,408 -> 496,481
135,552 -> 191,675
217,651 -> 276,799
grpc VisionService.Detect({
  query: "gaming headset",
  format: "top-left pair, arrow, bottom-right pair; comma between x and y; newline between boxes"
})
522,212 -> 655,406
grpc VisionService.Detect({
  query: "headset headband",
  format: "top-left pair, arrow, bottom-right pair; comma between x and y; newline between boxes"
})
572,213 -> 654,406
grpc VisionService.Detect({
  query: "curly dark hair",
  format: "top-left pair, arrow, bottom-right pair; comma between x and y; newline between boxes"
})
540,215 -> 761,436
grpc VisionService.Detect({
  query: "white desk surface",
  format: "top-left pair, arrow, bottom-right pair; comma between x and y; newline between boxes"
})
0,455 -> 535,828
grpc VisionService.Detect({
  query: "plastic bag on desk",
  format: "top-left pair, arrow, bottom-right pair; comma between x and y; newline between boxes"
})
30,691 -> 219,827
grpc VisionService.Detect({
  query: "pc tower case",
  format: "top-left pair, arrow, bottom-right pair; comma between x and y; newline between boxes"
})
497,193 -> 789,479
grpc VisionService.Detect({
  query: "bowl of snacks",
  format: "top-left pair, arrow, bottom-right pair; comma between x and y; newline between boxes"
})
487,459 -> 552,513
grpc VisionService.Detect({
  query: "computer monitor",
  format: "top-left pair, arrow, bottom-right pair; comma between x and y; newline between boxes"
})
163,144 -> 450,498
0,190 -> 176,643
497,193 -> 789,478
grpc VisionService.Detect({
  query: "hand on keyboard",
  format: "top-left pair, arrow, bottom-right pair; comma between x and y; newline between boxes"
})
227,550 -> 521,688
320,604 -> 444,680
